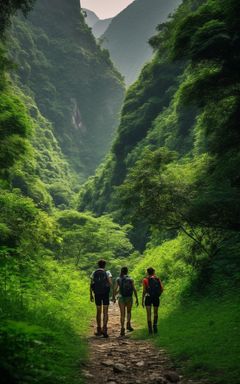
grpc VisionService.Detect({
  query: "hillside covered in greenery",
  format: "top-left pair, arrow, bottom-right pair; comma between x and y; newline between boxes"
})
80,0 -> 240,259
0,1 -> 130,383
1,0 -> 239,383
79,0 -> 240,381
9,0 -> 124,177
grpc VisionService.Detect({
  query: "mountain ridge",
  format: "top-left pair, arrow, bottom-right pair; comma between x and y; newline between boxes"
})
102,0 -> 182,85
83,8 -> 113,38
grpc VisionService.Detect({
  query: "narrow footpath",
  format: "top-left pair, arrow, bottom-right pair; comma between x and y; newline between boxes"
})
82,304 -> 207,384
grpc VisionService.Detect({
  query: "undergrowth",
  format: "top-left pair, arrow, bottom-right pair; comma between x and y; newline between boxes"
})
0,257 -> 94,384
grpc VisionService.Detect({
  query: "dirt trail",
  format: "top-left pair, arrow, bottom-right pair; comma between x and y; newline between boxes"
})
82,304 -> 206,384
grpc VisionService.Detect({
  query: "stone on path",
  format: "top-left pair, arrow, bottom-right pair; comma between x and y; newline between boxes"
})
82,370 -> 94,379
113,362 -> 126,373
164,371 -> 180,382
149,375 -> 168,384
101,359 -> 114,367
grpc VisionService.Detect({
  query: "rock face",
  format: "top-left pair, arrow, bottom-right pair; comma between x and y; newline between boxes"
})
102,0 -> 182,85
10,0 -> 124,178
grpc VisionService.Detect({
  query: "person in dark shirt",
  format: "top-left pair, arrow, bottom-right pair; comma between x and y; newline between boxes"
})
90,259 -> 112,338
142,267 -> 163,334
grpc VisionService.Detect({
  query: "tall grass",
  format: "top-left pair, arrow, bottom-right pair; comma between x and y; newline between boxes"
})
131,235 -> 240,384
0,255 -> 94,384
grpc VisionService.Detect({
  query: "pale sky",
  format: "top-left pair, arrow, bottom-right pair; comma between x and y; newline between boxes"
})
80,0 -> 135,19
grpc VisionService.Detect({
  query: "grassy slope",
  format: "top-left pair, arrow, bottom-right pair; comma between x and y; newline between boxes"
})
0,259 -> 94,384
133,295 -> 239,384
131,236 -> 240,384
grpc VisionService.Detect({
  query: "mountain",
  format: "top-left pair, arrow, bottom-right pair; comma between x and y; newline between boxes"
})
93,17 -> 113,38
10,0 -> 124,178
83,8 -> 113,38
82,8 -> 99,28
102,0 -> 182,85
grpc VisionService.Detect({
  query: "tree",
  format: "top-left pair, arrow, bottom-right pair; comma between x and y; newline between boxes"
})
0,0 -> 35,36
116,148 -> 230,264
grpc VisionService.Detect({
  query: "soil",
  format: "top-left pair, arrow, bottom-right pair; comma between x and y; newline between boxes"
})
82,304 -> 207,384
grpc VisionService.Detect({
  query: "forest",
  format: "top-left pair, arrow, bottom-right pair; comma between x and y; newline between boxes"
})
0,0 -> 239,383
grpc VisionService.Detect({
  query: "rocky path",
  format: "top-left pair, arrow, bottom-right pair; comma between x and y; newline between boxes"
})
82,304 -> 206,384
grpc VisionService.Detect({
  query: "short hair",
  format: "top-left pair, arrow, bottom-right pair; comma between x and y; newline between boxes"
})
120,266 -> 128,276
147,267 -> 155,275
98,259 -> 106,268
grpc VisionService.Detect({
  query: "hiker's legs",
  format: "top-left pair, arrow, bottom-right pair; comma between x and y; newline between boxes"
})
103,305 -> 109,330
153,306 -> 159,333
146,306 -> 152,334
146,306 -> 151,322
96,305 -> 102,333
118,301 -> 126,335
119,301 -> 126,328
126,300 -> 133,331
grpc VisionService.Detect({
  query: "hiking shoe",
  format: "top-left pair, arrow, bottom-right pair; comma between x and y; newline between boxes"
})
148,321 -> 153,335
127,323 -> 134,332
102,327 -> 109,338
94,327 -> 102,336
120,327 -> 125,336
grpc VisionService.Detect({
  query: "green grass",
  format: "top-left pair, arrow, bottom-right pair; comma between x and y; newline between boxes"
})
132,293 -> 240,384
0,259 -> 94,384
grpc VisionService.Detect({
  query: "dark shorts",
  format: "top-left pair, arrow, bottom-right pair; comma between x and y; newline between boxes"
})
118,296 -> 133,305
95,293 -> 110,306
145,295 -> 160,307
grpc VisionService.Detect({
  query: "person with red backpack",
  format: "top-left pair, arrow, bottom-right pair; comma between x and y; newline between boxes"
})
90,259 -> 112,338
142,267 -> 163,334
113,266 -> 139,336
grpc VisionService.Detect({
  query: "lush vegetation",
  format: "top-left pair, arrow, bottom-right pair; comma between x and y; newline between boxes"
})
1,0 -> 240,383
79,0 -> 240,382
79,0 -> 240,270
131,235 -> 239,384
0,1 -> 128,383
9,0 -> 124,177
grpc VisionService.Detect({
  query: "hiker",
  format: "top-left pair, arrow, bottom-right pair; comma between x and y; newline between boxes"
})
90,259 -> 112,338
113,266 -> 139,336
142,267 -> 163,334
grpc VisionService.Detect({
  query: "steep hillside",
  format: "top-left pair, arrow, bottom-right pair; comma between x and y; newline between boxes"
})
83,8 -> 113,38
0,3 -> 132,383
79,3 -> 240,380
102,0 -> 182,85
79,0 -> 240,257
10,0 -> 124,178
